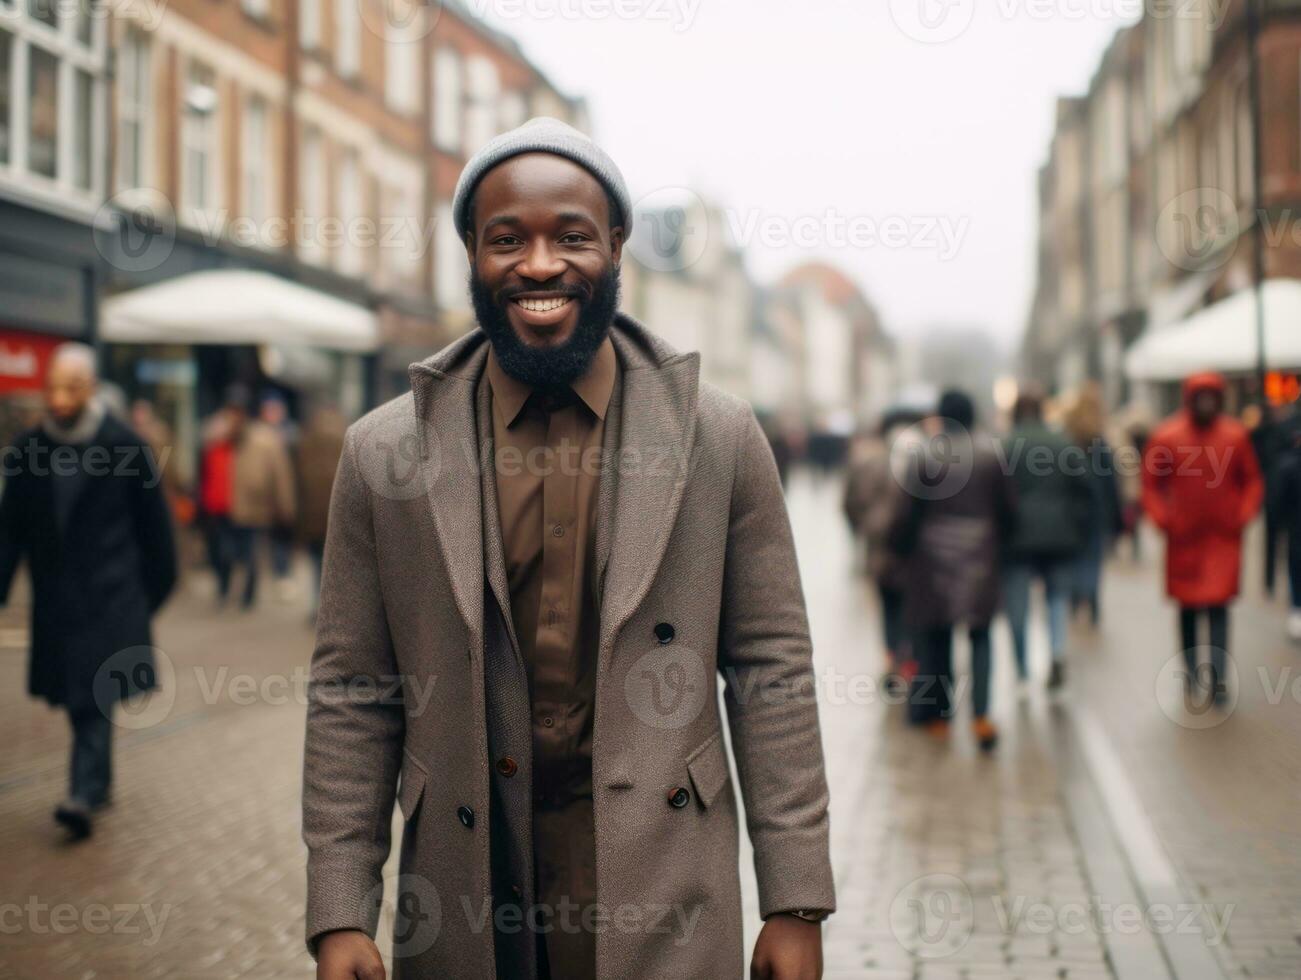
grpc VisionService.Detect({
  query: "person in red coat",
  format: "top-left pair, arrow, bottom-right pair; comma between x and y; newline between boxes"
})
1141,372 -> 1264,705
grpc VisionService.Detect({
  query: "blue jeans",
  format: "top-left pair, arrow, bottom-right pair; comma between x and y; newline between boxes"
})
1003,558 -> 1072,678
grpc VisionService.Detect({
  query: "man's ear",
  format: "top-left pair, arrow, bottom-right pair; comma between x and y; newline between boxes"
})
610,226 -> 624,267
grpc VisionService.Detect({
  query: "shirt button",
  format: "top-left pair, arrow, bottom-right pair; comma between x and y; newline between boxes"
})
551,524 -> 565,538
457,805 -> 475,828
542,716 -> 555,728
654,622 -> 676,645
497,757 -> 518,777
668,786 -> 691,809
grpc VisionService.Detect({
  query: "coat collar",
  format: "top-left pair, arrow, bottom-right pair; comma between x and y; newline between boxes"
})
407,314 -> 701,657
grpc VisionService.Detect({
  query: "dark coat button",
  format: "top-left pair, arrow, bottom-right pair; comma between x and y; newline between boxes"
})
457,805 -> 475,828
496,757 -> 518,778
654,622 -> 675,645
668,786 -> 691,808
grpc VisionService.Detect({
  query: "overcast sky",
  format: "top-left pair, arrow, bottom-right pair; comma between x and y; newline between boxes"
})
475,0 -> 1141,350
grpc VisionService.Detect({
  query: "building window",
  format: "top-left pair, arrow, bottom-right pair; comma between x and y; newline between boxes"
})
431,47 -> 461,153
298,126 -> 326,263
337,146 -> 364,276
72,67 -> 92,190
28,46 -> 58,178
300,0 -> 320,51
499,90 -> 526,132
334,0 -> 359,79
28,0 -> 57,31
116,28 -> 150,190
385,4 -> 420,115
464,55 -> 499,153
242,0 -> 269,20
242,95 -> 269,225
0,31 -> 10,166
181,60 -> 220,216
434,201 -> 467,309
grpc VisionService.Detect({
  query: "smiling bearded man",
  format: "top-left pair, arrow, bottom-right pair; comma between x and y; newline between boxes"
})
303,117 -> 835,980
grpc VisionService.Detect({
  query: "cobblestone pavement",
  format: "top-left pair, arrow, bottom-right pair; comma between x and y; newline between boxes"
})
0,471 -> 1296,978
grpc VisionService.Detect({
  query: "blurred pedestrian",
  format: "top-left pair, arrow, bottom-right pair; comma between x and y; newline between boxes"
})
223,385 -> 296,610
295,404 -> 346,621
199,409 -> 236,604
260,394 -> 299,599
0,344 -> 177,840
843,410 -> 922,694
891,391 -> 1015,750
1002,387 -> 1092,690
1063,385 -> 1123,627
1141,373 -> 1263,706
1275,420 -> 1301,641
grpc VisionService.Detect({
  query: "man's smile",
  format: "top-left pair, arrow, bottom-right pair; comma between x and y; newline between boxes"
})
508,291 -> 579,332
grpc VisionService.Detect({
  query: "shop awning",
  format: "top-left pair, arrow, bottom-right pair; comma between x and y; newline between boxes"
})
100,269 -> 379,353
1125,279 -> 1301,381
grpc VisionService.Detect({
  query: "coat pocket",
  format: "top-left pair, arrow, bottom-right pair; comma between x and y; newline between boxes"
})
397,749 -> 428,821
686,730 -> 731,809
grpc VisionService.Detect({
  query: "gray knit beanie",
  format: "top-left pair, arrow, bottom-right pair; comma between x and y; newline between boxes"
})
452,116 -> 632,240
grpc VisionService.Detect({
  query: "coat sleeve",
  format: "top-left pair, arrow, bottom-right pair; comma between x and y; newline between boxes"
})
301,426 -> 404,956
717,407 -> 836,919
131,441 -> 178,613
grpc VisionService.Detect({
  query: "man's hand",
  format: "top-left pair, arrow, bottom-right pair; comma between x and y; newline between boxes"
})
317,930 -> 385,980
750,914 -> 823,980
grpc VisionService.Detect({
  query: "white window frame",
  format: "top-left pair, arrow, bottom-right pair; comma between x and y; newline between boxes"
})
242,0 -> 270,20
434,200 -> 467,310
336,145 -> 364,277
180,57 -> 222,225
499,89 -> 526,133
298,124 -> 327,263
384,3 -> 420,115
464,55 -> 499,154
334,0 -> 359,80
115,25 -> 153,192
300,0 -> 321,51
431,46 -> 462,153
0,1 -> 107,208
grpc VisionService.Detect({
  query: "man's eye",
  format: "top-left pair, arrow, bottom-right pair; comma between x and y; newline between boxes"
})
560,234 -> 589,244
493,236 -> 521,246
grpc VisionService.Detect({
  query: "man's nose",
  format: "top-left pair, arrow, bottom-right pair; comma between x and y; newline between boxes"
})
515,239 -> 566,281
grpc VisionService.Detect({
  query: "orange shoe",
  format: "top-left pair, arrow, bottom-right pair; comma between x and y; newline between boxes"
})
973,717 -> 999,753
925,719 -> 950,740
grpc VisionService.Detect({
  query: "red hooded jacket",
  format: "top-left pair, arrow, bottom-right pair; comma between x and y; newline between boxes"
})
1141,373 -> 1264,606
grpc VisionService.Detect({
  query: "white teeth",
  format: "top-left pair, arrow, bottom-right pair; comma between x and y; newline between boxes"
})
515,297 -> 571,313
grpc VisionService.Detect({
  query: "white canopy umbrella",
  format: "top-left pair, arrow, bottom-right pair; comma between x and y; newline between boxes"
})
1125,279 -> 1301,381
100,269 -> 379,353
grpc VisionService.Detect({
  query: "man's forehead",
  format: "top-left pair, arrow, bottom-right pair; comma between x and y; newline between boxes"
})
474,153 -> 610,219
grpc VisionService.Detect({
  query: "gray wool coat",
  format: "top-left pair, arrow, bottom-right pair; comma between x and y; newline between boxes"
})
301,315 -> 835,979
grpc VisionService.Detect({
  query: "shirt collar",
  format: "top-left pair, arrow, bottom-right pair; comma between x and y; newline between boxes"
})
486,335 -> 616,427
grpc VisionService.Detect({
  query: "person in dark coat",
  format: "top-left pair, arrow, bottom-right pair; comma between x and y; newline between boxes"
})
1063,385 -> 1123,627
1274,411 -> 1301,641
0,344 -> 177,840
1002,388 -> 1092,691
891,390 -> 1016,750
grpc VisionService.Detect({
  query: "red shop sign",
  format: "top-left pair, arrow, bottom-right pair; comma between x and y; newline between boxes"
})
0,330 -> 64,394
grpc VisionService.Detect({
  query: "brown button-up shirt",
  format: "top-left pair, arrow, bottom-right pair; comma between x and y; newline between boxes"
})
485,338 -> 617,978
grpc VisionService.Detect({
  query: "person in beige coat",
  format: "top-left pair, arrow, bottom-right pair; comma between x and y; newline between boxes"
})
303,119 -> 835,980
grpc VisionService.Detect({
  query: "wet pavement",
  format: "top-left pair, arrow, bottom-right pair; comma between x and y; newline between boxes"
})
1,470 -> 1298,978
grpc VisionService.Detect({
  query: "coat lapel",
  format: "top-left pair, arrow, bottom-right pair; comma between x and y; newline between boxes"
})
408,336 -> 491,653
597,318 -> 701,659
475,371 -> 523,662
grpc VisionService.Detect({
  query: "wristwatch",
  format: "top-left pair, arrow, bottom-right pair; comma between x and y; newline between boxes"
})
775,909 -> 830,923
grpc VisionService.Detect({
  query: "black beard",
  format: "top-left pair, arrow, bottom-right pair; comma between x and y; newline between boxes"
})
470,264 -> 620,391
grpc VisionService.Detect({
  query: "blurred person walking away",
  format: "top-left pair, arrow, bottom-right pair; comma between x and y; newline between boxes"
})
295,405 -> 346,623
1142,373 -> 1263,706
224,386 -> 296,611
1244,404 -> 1283,597
1275,420 -> 1301,641
1064,385 -> 1123,627
260,394 -> 300,601
0,344 -> 176,840
844,411 -> 921,694
1002,388 -> 1091,691
199,409 -> 237,605
891,391 -> 1015,750
1116,412 -> 1152,562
